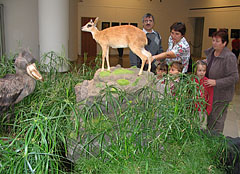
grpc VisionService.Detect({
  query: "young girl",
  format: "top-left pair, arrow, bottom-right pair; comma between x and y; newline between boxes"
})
194,60 -> 213,128
156,62 -> 168,79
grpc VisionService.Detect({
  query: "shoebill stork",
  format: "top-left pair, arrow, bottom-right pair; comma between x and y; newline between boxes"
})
0,50 -> 43,124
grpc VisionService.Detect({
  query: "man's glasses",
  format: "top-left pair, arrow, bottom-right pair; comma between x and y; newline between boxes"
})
144,20 -> 153,23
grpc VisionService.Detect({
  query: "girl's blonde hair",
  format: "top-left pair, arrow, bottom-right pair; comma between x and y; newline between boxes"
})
194,60 -> 207,75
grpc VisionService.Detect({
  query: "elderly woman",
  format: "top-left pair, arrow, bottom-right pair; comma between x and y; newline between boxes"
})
152,22 -> 190,73
204,29 -> 239,133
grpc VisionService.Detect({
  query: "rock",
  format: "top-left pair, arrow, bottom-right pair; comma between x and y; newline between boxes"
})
74,65 -> 156,103
68,65 -> 165,163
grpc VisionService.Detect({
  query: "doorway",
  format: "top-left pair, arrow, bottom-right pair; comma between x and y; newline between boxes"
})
192,17 -> 204,58
81,17 -> 97,57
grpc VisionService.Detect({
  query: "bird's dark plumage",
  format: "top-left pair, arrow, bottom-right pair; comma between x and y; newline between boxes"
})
0,50 -> 43,114
0,74 -> 25,112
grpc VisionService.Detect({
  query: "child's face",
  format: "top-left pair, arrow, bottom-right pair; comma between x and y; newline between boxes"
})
196,65 -> 206,80
156,69 -> 167,78
169,66 -> 179,75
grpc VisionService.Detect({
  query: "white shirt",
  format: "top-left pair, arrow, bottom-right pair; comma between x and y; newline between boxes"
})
166,36 -> 190,73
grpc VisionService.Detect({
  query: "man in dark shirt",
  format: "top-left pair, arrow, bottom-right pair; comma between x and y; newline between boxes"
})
129,13 -> 164,73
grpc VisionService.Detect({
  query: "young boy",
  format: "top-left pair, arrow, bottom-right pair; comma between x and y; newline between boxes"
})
167,61 -> 183,95
156,62 -> 168,79
169,61 -> 183,76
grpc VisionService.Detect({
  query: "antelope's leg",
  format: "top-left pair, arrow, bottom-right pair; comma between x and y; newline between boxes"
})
130,46 -> 148,75
138,59 -> 146,75
105,47 -> 110,71
101,46 -> 107,71
141,49 -> 152,72
147,56 -> 152,72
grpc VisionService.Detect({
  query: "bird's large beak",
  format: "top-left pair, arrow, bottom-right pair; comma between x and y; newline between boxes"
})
26,63 -> 44,81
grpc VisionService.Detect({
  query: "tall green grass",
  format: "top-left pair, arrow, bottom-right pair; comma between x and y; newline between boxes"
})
0,53 -> 16,77
73,75 -> 228,174
0,52 -> 230,174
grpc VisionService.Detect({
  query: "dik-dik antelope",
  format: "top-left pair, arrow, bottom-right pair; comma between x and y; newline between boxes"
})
81,17 -> 152,75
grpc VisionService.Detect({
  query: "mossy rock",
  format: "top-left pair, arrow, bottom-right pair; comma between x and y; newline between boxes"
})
99,71 -> 111,77
112,68 -> 134,75
96,82 -> 104,88
111,88 -> 117,92
69,131 -> 78,140
117,79 -> 130,86
84,116 -> 112,132
132,77 -> 141,86
131,66 -> 137,68
76,82 -> 82,86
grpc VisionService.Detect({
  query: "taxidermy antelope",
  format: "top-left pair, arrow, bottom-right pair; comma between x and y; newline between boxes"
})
81,17 -> 152,75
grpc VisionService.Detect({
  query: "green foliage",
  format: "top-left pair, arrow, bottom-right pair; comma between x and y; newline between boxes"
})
73,74 -> 229,174
112,68 -> 134,75
96,82 -> 104,88
0,52 -> 81,173
0,53 -> 231,174
0,70 -> 80,173
40,48 -> 71,73
75,135 -> 226,174
99,71 -> 111,77
116,79 -> 130,86
132,77 -> 141,86
131,65 -> 137,68
77,53 -> 102,80
0,53 -> 16,77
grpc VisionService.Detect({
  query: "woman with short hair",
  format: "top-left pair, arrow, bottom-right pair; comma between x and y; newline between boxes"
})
204,29 -> 239,133
151,22 -> 190,73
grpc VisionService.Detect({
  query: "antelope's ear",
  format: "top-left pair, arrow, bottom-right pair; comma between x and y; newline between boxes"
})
93,17 -> 99,26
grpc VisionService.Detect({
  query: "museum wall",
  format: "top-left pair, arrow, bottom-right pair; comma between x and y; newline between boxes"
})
0,0 -> 39,59
78,0 -> 240,57
0,0 -> 78,61
188,0 -> 240,57
78,0 -> 192,56
0,0 -> 239,59
69,0 -> 78,61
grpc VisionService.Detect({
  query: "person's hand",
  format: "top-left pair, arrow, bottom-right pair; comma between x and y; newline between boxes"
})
204,79 -> 216,87
146,56 -> 155,64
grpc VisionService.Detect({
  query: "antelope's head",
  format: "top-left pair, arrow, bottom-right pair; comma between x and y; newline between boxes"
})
81,17 -> 99,32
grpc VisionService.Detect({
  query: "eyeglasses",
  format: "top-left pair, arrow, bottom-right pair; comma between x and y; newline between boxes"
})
144,20 -> 153,23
